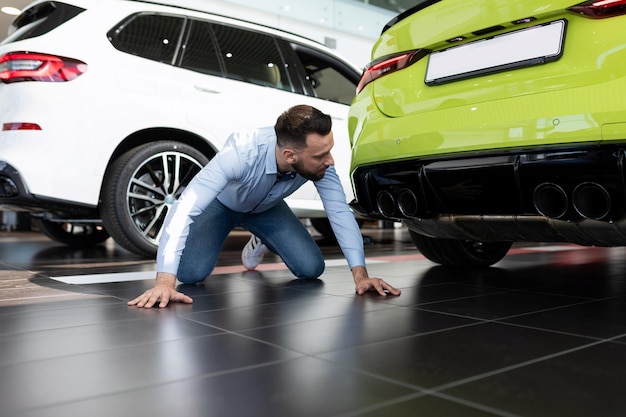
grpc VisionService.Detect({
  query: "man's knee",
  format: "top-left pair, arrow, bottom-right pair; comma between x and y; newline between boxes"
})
294,259 -> 325,280
176,269 -> 209,284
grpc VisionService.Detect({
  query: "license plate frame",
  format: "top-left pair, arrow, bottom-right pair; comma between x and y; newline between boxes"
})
425,19 -> 566,86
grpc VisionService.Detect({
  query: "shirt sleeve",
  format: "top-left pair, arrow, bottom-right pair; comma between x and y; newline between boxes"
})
156,139 -> 243,275
315,166 -> 366,269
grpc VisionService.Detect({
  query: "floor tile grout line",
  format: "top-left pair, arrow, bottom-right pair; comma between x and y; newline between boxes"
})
485,295 -> 621,323
427,391 -> 526,417
176,293 -> 342,317
0,291 -> 129,313
20,357 -> 299,415
330,392 -> 428,417
176,288 -> 407,317
406,289 -> 516,307
5,313 -> 350,374
481,285 -> 599,301
505,287 -> 626,302
308,320 -> 491,355
180,304 -> 404,338
179,304 -> 492,355
487,319 -> 606,342
184,318 -> 324,357
179,310 -> 488,359
414,301 -> 615,344
425,332 -> 626,394
414,294 -> 604,326
412,306 -> 505,322
0,318 -> 233,366
305,329 -> 626,416
0,292 -> 107,305
312,356 -> 432,392
314,356 -> 520,417
482,290 -> 624,324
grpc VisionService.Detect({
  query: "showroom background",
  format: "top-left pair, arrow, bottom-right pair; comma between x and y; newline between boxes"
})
0,0 -> 412,67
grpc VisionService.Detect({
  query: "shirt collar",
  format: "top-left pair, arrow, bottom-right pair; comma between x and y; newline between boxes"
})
276,171 -> 297,181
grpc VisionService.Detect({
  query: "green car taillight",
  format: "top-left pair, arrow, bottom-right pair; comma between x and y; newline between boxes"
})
568,0 -> 626,18
356,49 -> 429,94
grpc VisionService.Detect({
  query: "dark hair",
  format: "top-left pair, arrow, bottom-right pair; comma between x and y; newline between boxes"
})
274,105 -> 332,149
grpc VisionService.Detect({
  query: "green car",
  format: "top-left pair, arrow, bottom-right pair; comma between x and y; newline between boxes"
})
349,0 -> 626,267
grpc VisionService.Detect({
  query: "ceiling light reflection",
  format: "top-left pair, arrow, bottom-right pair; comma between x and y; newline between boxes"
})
1,7 -> 21,16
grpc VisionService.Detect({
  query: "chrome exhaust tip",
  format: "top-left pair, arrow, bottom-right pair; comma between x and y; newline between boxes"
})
398,189 -> 419,217
376,190 -> 396,218
572,182 -> 611,220
533,183 -> 568,218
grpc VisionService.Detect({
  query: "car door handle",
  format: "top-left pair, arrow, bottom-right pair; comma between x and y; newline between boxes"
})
194,85 -> 221,94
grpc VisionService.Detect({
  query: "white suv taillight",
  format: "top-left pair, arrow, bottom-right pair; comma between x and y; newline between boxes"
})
0,51 -> 87,84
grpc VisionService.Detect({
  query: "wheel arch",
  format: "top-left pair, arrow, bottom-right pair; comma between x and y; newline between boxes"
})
99,127 -> 218,200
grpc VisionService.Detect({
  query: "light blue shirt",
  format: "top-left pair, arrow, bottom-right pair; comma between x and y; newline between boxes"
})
157,126 -> 365,275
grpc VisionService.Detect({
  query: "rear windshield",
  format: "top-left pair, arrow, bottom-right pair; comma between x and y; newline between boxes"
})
2,2 -> 85,44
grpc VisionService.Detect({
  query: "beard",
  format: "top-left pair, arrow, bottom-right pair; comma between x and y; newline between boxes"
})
291,160 -> 327,182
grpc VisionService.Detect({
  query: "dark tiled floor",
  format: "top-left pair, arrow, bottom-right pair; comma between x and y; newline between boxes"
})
1,226 -> 626,416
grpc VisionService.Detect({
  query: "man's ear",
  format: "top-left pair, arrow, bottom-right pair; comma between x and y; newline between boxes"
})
282,148 -> 298,164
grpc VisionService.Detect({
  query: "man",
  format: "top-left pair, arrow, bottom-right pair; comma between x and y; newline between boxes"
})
129,105 -> 401,308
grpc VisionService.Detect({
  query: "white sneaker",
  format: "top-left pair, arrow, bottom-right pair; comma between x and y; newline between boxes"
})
242,235 -> 269,270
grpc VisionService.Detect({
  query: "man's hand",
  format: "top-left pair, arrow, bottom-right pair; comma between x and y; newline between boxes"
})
127,272 -> 193,308
352,266 -> 401,296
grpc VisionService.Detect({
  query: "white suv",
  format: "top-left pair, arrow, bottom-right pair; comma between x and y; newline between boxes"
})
0,0 -> 362,256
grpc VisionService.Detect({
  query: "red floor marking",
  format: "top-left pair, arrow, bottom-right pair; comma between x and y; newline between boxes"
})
210,244 -> 587,275
508,248 -> 541,255
212,262 -> 288,275
368,254 -> 425,262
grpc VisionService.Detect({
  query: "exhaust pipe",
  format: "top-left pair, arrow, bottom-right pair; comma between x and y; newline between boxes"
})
376,190 -> 396,218
398,189 -> 419,217
572,182 -> 611,220
533,183 -> 568,218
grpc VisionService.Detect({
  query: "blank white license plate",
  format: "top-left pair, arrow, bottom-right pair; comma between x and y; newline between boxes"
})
425,20 -> 566,85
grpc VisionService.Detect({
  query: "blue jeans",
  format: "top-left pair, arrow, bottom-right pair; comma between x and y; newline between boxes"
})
177,199 -> 325,283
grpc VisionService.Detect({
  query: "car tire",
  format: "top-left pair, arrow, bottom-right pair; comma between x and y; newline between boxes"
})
34,218 -> 111,246
101,141 -> 209,257
409,230 -> 512,267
